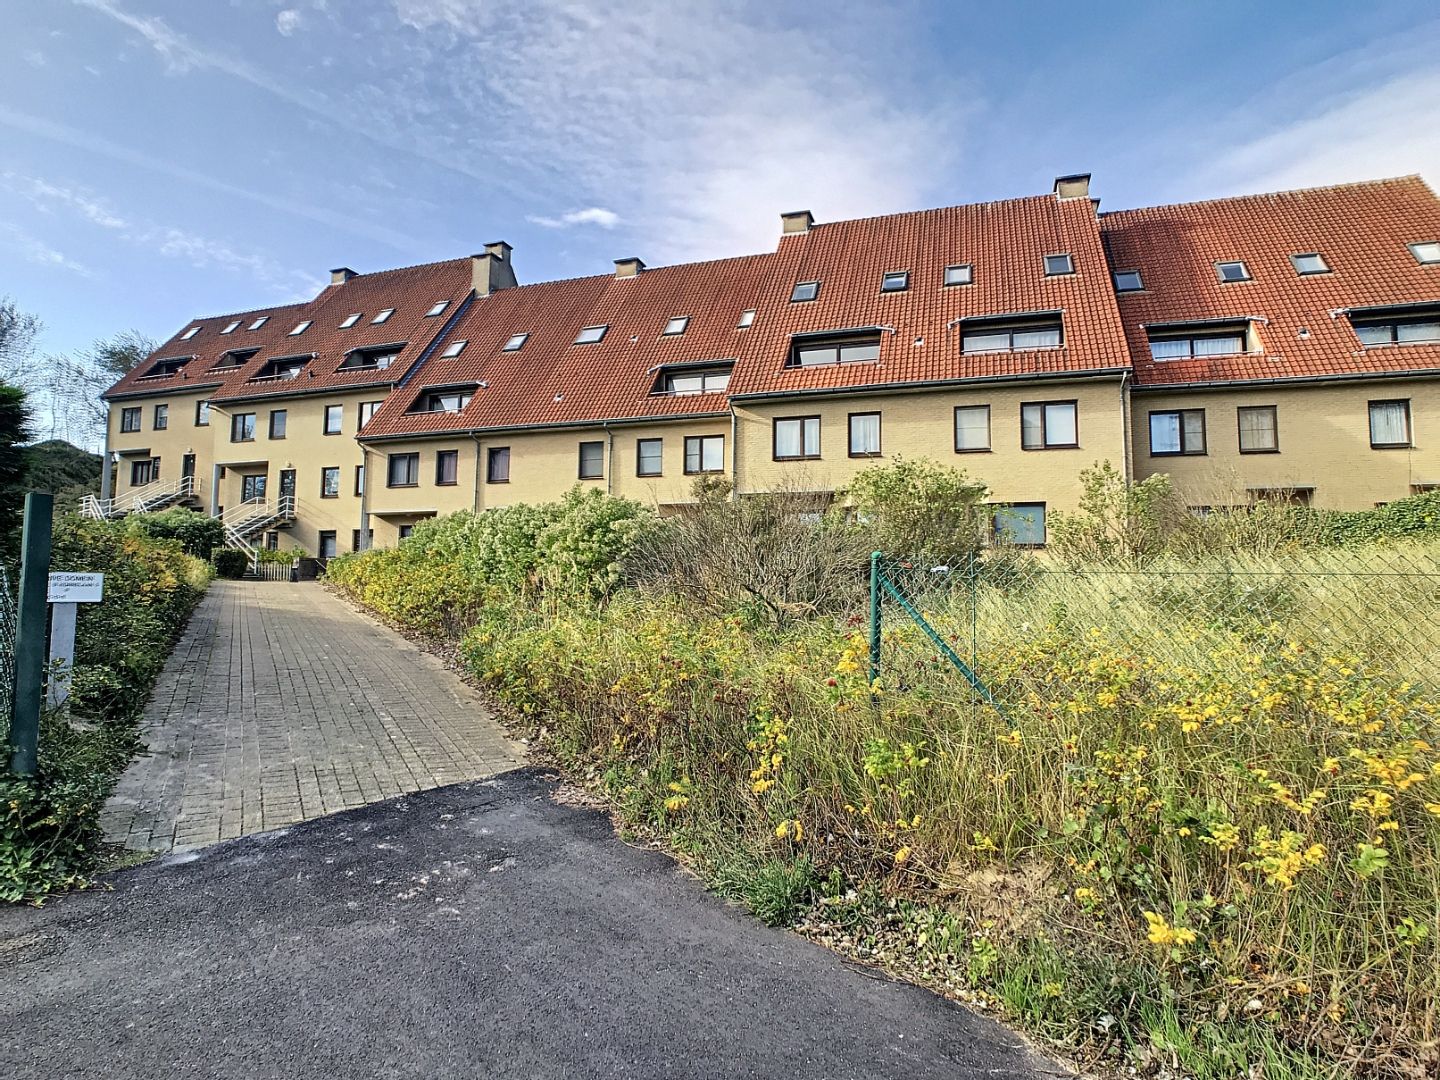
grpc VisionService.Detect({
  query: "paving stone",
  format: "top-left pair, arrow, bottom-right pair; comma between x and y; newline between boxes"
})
102,580 -> 525,852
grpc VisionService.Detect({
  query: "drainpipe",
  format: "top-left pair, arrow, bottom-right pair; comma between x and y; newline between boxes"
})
729,403 -> 739,500
209,462 -> 221,517
358,446 -> 372,550
605,422 -> 614,496
99,423 -> 113,502
470,433 -> 484,511
1119,370 -> 1133,484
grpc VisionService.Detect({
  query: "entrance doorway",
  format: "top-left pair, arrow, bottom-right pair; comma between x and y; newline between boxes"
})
278,469 -> 296,501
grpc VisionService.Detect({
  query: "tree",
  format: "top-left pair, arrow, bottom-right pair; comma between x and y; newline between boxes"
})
1,379 -> 35,555
49,330 -> 156,447
844,456 -> 991,567
0,297 -> 42,386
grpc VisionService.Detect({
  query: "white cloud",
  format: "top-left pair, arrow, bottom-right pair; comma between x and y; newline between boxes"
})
527,207 -> 620,230
276,9 -> 302,36
0,223 -> 93,277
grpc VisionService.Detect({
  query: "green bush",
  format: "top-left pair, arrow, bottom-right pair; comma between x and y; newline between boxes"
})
125,507 -> 225,558
4,518 -> 210,901
844,455 -> 990,567
212,548 -> 250,579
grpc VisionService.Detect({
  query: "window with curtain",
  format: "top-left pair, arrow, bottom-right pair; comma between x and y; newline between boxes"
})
954,405 -> 990,452
1237,406 -> 1278,453
848,413 -> 880,457
1148,409 -> 1206,456
487,447 -> 510,483
1020,401 -> 1077,449
1369,400 -> 1411,448
773,416 -> 820,459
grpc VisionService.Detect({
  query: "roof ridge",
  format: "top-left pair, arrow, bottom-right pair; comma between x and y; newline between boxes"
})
474,251 -> 777,296
805,192 -> 1059,231
1102,174 -> 1430,219
186,299 -> 311,324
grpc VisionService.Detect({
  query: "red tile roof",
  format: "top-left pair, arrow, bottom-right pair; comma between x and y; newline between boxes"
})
1101,176 -> 1440,388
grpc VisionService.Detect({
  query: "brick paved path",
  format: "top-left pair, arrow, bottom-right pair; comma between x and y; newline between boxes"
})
101,580 -> 524,851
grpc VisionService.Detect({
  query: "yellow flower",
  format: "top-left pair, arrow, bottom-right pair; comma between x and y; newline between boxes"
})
1143,911 -> 1195,949
894,846 -> 912,865
774,820 -> 791,839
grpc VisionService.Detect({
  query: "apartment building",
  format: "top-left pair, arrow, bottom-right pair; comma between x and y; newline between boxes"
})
100,173 -> 1440,555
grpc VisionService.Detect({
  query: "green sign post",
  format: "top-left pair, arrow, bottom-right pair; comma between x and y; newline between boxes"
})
8,492 -> 53,777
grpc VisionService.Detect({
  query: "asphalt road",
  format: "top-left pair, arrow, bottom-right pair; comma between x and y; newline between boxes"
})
1,768 -> 1058,1079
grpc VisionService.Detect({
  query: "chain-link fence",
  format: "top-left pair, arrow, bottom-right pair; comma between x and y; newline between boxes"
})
869,546 -> 1440,708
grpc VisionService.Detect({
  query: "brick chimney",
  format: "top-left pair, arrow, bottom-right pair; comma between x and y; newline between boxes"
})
781,210 -> 814,235
613,257 -> 645,279
330,267 -> 357,284
1053,174 -> 1091,200
472,241 -> 517,296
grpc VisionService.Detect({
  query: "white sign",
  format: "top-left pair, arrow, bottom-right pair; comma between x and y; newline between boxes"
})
48,572 -> 105,603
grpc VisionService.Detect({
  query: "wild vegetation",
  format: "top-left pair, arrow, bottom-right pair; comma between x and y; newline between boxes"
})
1,517 -> 211,901
327,461 -> 1440,1078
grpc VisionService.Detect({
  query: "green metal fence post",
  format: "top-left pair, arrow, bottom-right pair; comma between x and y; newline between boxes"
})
9,492 -> 53,777
868,551 -> 883,687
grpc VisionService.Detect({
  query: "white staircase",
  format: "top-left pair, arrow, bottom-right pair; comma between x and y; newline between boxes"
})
81,475 -> 200,520
220,495 -> 297,568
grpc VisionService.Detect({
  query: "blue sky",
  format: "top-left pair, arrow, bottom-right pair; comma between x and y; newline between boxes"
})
3,0 -> 1439,364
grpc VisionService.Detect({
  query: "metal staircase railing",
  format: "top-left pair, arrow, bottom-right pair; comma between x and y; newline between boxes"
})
220,495 -> 297,570
80,475 -> 199,520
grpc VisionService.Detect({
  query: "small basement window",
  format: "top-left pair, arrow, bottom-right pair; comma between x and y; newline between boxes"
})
339,344 -> 406,370
425,301 -> 449,317
339,313 -> 362,328
1290,253 -> 1329,275
250,356 -> 309,381
880,270 -> 909,292
943,263 -> 973,286
961,313 -> 1063,353
790,280 -> 820,303
1147,320 -> 1251,360
440,340 -> 467,358
574,324 -> 608,345
503,333 -> 529,351
1044,253 -> 1074,276
372,308 -> 395,324
663,315 -> 690,336
1216,260 -> 1252,283
788,331 -> 881,367
1113,270 -> 1143,292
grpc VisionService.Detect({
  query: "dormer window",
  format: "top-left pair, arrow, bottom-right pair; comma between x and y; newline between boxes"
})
1350,304 -> 1440,347
1113,270 -> 1144,292
411,386 -> 475,413
1043,253 -> 1074,276
1147,320 -> 1251,360
221,320 -> 241,334
961,312 -> 1063,353
138,356 -> 191,379
372,308 -> 395,324
663,316 -> 690,336
288,320 -> 312,336
425,301 -> 449,317
339,343 -> 405,370
881,271 -> 909,292
181,326 -> 201,340
213,348 -> 258,370
790,280 -> 820,303
247,316 -> 269,331
788,330 -> 881,367
653,363 -> 733,395
574,324 -> 608,345
1291,253 -> 1329,275
339,313 -> 362,328
251,355 -> 309,381
503,333 -> 529,351
737,309 -> 756,329
440,340 -> 467,358
943,264 -> 973,287
1216,260 -> 1251,283
1408,242 -> 1440,265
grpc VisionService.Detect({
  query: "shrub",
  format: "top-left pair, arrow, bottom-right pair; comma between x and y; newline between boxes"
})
1046,462 -> 1185,566
126,507 -> 225,558
212,548 -> 250,579
844,456 -> 990,567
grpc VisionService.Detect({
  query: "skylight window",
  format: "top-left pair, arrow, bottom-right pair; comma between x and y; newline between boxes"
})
372,308 -> 395,324
181,326 -> 201,340
503,333 -> 529,351
574,324 -> 608,345
1216,260 -> 1252,283
339,313 -> 362,328
737,309 -> 756,329
1290,253 -> 1329,275
943,264 -> 973,287
1113,270 -> 1144,292
425,301 -> 449,317
247,316 -> 269,331
288,320 -> 312,336
440,340 -> 467,358
221,320 -> 241,334
663,316 -> 690,336
881,270 -> 910,293
790,281 -> 820,302
1044,253 -> 1074,276
1407,242 -> 1440,265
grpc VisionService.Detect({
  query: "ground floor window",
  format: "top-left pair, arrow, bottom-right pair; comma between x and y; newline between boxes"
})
398,524 -> 414,540
318,531 -> 337,559
993,503 -> 1046,547
130,457 -> 159,486
351,529 -> 373,552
